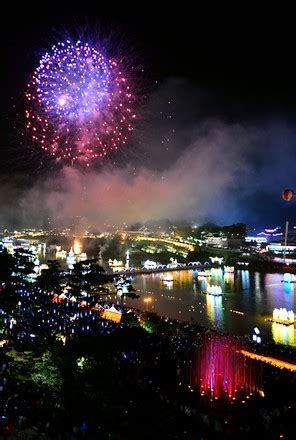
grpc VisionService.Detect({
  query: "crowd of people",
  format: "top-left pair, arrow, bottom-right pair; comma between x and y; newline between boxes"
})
0,288 -> 295,438
0,253 -> 295,438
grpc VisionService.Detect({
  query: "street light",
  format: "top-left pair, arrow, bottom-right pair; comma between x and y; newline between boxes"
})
144,297 -> 152,312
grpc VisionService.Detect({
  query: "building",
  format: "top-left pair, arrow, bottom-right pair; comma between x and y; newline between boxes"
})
204,233 -> 228,248
266,243 -> 296,255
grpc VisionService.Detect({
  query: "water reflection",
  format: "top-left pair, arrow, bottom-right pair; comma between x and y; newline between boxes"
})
241,270 -> 250,290
272,322 -> 295,346
206,294 -> 223,327
130,269 -> 296,347
224,272 -> 235,286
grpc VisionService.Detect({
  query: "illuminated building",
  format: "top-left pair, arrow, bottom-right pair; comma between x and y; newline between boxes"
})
101,305 -> 122,323
245,236 -> 267,248
267,243 -> 296,254
56,249 -> 67,259
204,233 -> 228,248
108,259 -> 124,273
2,237 -> 14,254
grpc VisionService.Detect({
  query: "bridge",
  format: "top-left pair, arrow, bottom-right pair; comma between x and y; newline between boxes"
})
106,261 -> 212,276
127,234 -> 196,252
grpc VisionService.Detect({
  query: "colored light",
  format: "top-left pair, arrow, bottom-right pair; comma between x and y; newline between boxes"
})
190,335 -> 263,400
26,39 -> 136,164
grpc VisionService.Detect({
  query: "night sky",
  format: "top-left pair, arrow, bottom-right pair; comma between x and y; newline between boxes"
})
0,5 -> 296,229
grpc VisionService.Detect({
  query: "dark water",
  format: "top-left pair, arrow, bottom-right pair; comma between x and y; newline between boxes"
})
125,269 -> 296,346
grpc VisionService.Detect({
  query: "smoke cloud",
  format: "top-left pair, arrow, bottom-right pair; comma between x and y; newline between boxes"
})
2,79 -> 296,230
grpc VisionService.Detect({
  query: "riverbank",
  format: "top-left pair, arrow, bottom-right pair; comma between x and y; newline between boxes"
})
239,260 -> 296,274
121,305 -> 296,364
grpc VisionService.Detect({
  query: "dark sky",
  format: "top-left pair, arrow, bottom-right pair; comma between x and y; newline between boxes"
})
0,5 -> 296,229
1,5 -> 296,107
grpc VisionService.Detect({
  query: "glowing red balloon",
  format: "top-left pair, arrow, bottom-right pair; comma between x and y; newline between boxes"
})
282,189 -> 294,201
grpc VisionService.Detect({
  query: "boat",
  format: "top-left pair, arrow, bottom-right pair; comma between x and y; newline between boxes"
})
201,285 -> 223,296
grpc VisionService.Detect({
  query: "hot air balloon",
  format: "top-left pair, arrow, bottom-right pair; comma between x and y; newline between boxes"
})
282,189 -> 294,202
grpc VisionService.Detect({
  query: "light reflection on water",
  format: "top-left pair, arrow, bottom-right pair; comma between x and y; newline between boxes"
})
126,269 -> 296,347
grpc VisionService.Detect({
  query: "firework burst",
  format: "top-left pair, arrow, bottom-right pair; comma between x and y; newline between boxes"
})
26,39 -> 136,165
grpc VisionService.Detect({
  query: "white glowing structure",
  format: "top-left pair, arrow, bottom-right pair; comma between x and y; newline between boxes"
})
283,273 -> 295,283
109,258 -> 124,267
67,247 -> 76,270
224,266 -> 234,273
56,249 -> 67,259
125,250 -> 130,269
209,256 -> 224,265
167,257 -> 178,269
143,260 -> 157,270
206,284 -> 222,296
109,258 -> 124,273
273,308 -> 295,325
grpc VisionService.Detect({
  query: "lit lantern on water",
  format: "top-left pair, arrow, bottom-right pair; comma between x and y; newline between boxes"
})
272,307 -> 295,324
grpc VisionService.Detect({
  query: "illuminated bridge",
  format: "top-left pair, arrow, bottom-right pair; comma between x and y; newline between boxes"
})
127,234 -> 196,252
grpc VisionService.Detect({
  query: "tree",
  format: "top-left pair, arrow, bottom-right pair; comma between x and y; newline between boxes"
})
0,248 -> 16,283
13,248 -> 35,280
67,259 -> 112,298
0,249 -> 30,336
37,260 -> 62,294
31,351 -> 63,403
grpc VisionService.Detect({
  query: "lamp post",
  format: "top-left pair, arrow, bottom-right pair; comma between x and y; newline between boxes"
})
283,221 -> 289,265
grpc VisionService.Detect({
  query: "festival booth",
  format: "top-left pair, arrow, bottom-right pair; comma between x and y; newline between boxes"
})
101,305 -> 122,323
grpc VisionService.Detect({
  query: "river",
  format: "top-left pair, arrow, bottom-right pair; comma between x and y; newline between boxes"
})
124,268 -> 296,346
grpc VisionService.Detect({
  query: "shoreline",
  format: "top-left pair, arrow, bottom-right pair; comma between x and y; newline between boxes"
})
121,303 -> 296,364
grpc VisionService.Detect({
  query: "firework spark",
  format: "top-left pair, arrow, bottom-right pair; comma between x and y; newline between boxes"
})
26,39 -> 136,164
